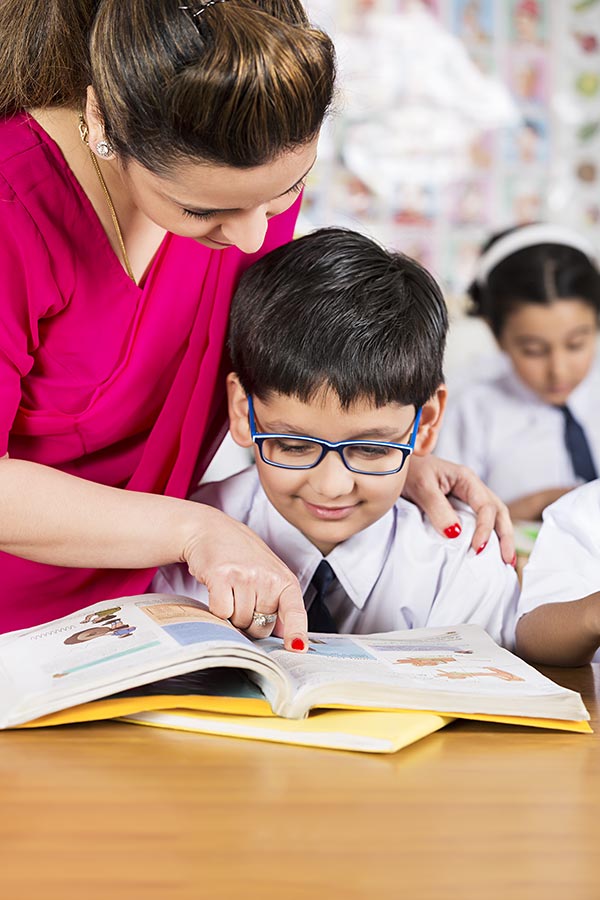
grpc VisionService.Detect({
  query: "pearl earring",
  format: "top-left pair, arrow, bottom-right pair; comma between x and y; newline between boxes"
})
95,139 -> 114,159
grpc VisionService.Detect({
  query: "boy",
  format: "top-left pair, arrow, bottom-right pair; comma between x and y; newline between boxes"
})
153,228 -> 519,646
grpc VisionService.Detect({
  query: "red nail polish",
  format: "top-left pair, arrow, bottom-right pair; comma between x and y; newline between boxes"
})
511,554 -> 517,568
444,523 -> 462,539
291,638 -> 305,651
476,541 -> 488,555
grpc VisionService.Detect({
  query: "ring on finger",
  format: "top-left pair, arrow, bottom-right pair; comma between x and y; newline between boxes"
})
251,611 -> 278,628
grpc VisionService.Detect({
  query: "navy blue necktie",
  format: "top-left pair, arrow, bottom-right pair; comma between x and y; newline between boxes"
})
306,560 -> 338,633
561,405 -> 598,483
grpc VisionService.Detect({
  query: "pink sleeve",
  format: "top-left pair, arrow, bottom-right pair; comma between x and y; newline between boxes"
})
0,176 -> 67,455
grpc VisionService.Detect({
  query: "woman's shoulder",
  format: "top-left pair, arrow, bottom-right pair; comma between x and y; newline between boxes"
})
0,112 -> 87,291
0,112 -> 69,219
0,112 -> 47,172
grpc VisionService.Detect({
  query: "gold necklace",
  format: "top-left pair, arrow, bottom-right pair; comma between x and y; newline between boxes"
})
78,115 -> 135,282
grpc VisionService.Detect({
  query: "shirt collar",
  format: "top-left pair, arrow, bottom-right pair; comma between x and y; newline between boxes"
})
567,362 -> 599,417
326,509 -> 396,608
246,483 -> 397,609
502,367 -> 547,406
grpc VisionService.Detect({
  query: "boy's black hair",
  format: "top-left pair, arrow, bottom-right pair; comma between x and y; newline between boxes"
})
468,225 -> 600,339
228,227 -> 447,409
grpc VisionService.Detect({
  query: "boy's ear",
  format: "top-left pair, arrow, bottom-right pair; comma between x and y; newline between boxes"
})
226,373 -> 254,448
413,384 -> 447,456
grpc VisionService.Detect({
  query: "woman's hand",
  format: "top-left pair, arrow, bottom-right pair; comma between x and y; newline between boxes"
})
181,504 -> 308,650
402,455 -> 515,566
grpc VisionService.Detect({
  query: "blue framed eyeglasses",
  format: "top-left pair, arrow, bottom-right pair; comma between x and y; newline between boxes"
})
247,395 -> 422,476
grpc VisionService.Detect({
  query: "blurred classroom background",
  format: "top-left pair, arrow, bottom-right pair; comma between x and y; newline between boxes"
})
204,0 -> 600,481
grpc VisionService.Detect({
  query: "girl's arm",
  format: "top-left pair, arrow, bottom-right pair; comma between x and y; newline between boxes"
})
515,595 -> 600,666
0,456 -> 307,649
507,487 -> 574,522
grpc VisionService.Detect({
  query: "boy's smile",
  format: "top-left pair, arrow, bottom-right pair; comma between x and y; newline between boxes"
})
228,383 -> 445,556
301,498 -> 359,521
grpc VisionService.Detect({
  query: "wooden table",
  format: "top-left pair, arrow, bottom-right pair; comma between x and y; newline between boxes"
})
1,666 -> 599,900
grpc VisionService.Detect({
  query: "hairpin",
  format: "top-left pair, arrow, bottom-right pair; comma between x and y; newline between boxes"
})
179,0 -> 227,16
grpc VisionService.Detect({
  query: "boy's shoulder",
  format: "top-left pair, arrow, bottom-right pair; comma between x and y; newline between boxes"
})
395,494 -> 510,572
395,495 -> 477,547
390,496 -> 517,648
190,465 -> 260,520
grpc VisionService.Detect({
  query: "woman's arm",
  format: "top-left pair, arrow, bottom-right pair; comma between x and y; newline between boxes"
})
515,595 -> 600,666
403,455 -> 515,565
0,456 -> 307,649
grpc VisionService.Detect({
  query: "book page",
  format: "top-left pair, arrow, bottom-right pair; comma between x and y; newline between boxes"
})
0,594 -> 284,728
253,625 -> 589,721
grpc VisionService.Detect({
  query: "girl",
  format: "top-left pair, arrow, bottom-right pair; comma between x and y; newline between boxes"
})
437,223 -> 600,520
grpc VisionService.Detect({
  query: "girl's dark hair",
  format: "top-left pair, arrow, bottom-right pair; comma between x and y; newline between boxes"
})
229,228 -> 448,410
0,0 -> 336,173
468,225 -> 600,339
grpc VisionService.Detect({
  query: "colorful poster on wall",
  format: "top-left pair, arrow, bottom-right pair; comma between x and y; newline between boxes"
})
302,0 -> 600,311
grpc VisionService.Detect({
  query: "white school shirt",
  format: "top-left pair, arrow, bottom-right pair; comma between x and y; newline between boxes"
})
152,466 -> 520,648
518,481 -> 600,661
436,363 -> 600,504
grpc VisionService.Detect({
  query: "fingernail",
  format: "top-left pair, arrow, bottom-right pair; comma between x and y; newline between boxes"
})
476,541 -> 488,555
511,554 -> 517,568
444,523 -> 462,539
291,638 -> 305,651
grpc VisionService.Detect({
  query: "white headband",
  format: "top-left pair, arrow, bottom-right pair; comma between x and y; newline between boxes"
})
475,224 -> 597,287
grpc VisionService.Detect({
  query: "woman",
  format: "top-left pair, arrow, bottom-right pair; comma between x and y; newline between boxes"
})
0,0 -> 512,649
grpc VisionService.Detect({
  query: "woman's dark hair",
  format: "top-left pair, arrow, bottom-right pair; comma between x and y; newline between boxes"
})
468,225 -> 600,339
229,227 -> 448,409
0,0 -> 336,173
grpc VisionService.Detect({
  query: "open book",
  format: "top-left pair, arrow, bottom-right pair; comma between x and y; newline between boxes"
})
0,594 -> 590,732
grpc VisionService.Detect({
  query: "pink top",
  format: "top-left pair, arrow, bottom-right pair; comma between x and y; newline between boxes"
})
0,113 -> 300,631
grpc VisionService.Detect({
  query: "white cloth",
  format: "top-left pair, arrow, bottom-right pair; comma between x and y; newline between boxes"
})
152,466 -> 520,648
436,363 -> 600,504
518,480 -> 600,662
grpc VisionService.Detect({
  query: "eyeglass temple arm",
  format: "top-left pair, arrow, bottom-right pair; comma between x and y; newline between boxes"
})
410,406 -> 423,447
247,395 -> 258,437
